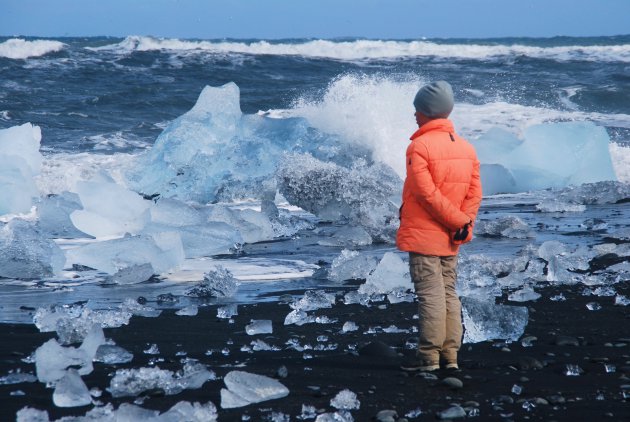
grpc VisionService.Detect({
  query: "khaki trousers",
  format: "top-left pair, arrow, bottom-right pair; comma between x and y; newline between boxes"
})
409,253 -> 462,364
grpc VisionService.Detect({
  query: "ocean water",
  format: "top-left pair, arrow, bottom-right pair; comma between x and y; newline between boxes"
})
1,35 -> 630,323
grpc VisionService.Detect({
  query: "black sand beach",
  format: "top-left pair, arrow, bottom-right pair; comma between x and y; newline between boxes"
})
2,279 -> 629,421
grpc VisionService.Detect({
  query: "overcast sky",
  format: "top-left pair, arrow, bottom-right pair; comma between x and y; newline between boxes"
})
2,0 -> 629,39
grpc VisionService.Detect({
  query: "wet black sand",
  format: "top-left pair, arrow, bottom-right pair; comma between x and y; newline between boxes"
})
1,281 -> 630,421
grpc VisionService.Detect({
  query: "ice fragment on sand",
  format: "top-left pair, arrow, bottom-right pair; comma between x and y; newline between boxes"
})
328,249 -> 378,282
586,302 -> 602,311
0,371 -> 37,385
342,321 -> 358,333
106,263 -> 155,285
220,370 -> 289,409
94,344 -> 133,364
34,339 -> 90,383
615,295 -> 630,306
217,304 -> 238,318
52,369 -> 92,407
108,363 -> 214,397
475,216 -> 532,238
245,319 -> 272,335
555,181 -> 630,205
0,219 -> 65,279
508,286 -> 541,302
290,290 -> 336,312
186,266 -> 239,297
461,297 -> 528,343
0,123 -> 42,215
284,310 -> 315,326
535,200 -> 586,213
330,389 -> 360,410
358,252 -> 410,295
16,407 -> 50,422
315,412 -> 354,422
176,305 -> 199,316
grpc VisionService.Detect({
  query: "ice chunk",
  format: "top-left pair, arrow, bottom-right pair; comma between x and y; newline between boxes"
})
318,226 -> 373,247
144,221 -> 241,258
159,401 -> 218,421
94,344 -> 134,364
65,232 -> 184,276
461,297 -> 529,343
36,192 -> 90,238
217,304 -> 238,319
328,249 -> 379,282
330,389 -> 360,410
0,219 -> 65,279
34,339 -> 92,383
106,263 -> 155,285
52,369 -> 92,407
0,371 -> 37,385
341,321 -> 359,333
473,122 -> 617,194
186,266 -> 239,297
70,179 -> 152,238
276,153 -> 400,241
220,370 -> 289,409
0,123 -> 42,215
150,197 -> 206,227
108,363 -> 214,398
475,216 -> 532,238
15,407 -> 50,422
245,320 -> 273,335
615,295 -> 630,306
555,181 -> 630,205
508,285 -> 541,302
535,200 -> 586,213
290,290 -> 336,312
358,252 -> 410,295
479,163 -> 517,195
176,305 -> 199,316
33,303 -> 132,339
387,287 -> 416,304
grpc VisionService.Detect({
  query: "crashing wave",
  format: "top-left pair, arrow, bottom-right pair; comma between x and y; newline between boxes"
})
0,38 -> 65,59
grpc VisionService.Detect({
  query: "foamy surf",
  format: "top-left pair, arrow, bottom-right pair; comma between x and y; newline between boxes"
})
0,38 -> 65,59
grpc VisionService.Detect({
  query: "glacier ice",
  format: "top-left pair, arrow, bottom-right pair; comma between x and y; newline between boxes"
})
65,232 -> 184,276
554,181 -> 630,205
144,221 -> 241,258
176,305 -> 199,316
330,389 -> 360,410
0,371 -> 37,385
186,266 -> 239,297
217,304 -> 238,318
0,123 -> 42,215
245,319 -> 273,335
52,369 -> 92,408
70,178 -> 152,238
94,344 -> 134,364
535,200 -> 586,213
276,153 -> 400,241
290,290 -> 336,312
220,370 -> 289,409
36,192 -> 90,238
475,216 -> 532,238
328,249 -> 379,282
0,219 -> 65,279
473,122 -> 617,195
461,297 -> 529,343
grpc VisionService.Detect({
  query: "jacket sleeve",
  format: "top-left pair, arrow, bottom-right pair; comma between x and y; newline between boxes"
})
461,158 -> 483,222
407,142 -> 472,230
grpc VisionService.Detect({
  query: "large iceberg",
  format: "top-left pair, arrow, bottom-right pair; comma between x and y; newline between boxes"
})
0,123 -> 42,215
473,123 -> 617,195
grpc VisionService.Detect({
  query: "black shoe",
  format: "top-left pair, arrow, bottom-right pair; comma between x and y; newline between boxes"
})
400,357 -> 439,372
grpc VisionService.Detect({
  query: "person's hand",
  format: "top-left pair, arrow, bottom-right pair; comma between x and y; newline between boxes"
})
453,220 -> 472,243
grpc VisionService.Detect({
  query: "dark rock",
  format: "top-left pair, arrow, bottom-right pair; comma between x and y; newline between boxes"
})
517,356 -> 544,370
442,377 -> 464,389
554,335 -> 580,346
276,365 -> 288,378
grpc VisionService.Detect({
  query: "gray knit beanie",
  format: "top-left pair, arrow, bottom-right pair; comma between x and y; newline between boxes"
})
413,80 -> 454,118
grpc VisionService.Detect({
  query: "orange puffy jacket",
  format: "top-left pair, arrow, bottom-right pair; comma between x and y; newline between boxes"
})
396,118 -> 482,256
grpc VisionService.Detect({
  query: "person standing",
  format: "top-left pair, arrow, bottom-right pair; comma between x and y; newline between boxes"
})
397,81 -> 482,371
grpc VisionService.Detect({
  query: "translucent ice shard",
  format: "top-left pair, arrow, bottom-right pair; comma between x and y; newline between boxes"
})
217,304 -> 238,319
328,249 -> 379,282
245,320 -> 273,335
508,286 -> 541,302
186,266 -> 239,297
358,252 -> 410,295
290,290 -> 336,312
220,370 -> 289,409
52,369 -> 92,408
0,219 -> 65,279
535,200 -> 586,213
461,297 -> 529,343
36,192 -> 90,238
475,216 -> 532,238
94,344 -> 134,364
330,389 -> 360,410
35,339 -> 92,383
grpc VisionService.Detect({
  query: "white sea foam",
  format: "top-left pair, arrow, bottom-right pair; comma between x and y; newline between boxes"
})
0,38 -> 65,59
91,35 -> 630,62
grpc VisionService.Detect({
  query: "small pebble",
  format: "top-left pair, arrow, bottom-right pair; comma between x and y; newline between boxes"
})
375,409 -> 398,422
555,335 -> 579,346
442,377 -> 464,389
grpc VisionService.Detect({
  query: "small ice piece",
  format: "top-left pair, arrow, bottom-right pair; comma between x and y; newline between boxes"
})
341,321 -> 358,333
615,295 -> 630,306
328,249 -> 378,282
251,340 -> 278,351
186,266 -> 239,297
511,384 -> 523,395
555,181 -> 630,205
217,304 -> 238,318
508,286 -> 541,302
586,302 -> 602,311
52,369 -> 92,407
220,370 -> 289,409
330,389 -> 360,410
159,401 -> 218,421
15,407 -> 50,422
550,293 -> 566,301
108,364 -> 214,398
315,412 -> 354,422
343,290 -> 371,306
0,371 -> 37,385
318,226 -> 373,247
106,263 -> 155,285
94,344 -> 134,364
387,287 -> 416,304
405,407 -> 423,418
535,201 -> 586,213
0,219 -> 65,279
120,298 -> 162,318
176,305 -> 199,316
300,404 -> 318,419
143,344 -> 160,355
245,320 -> 272,335
284,310 -> 315,326
358,252 -> 410,295
475,216 -> 532,238
581,218 -> 608,231
565,364 -> 583,376
604,364 -> 616,373
35,336 -> 96,383
461,297 -> 529,344
290,290 -> 336,312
